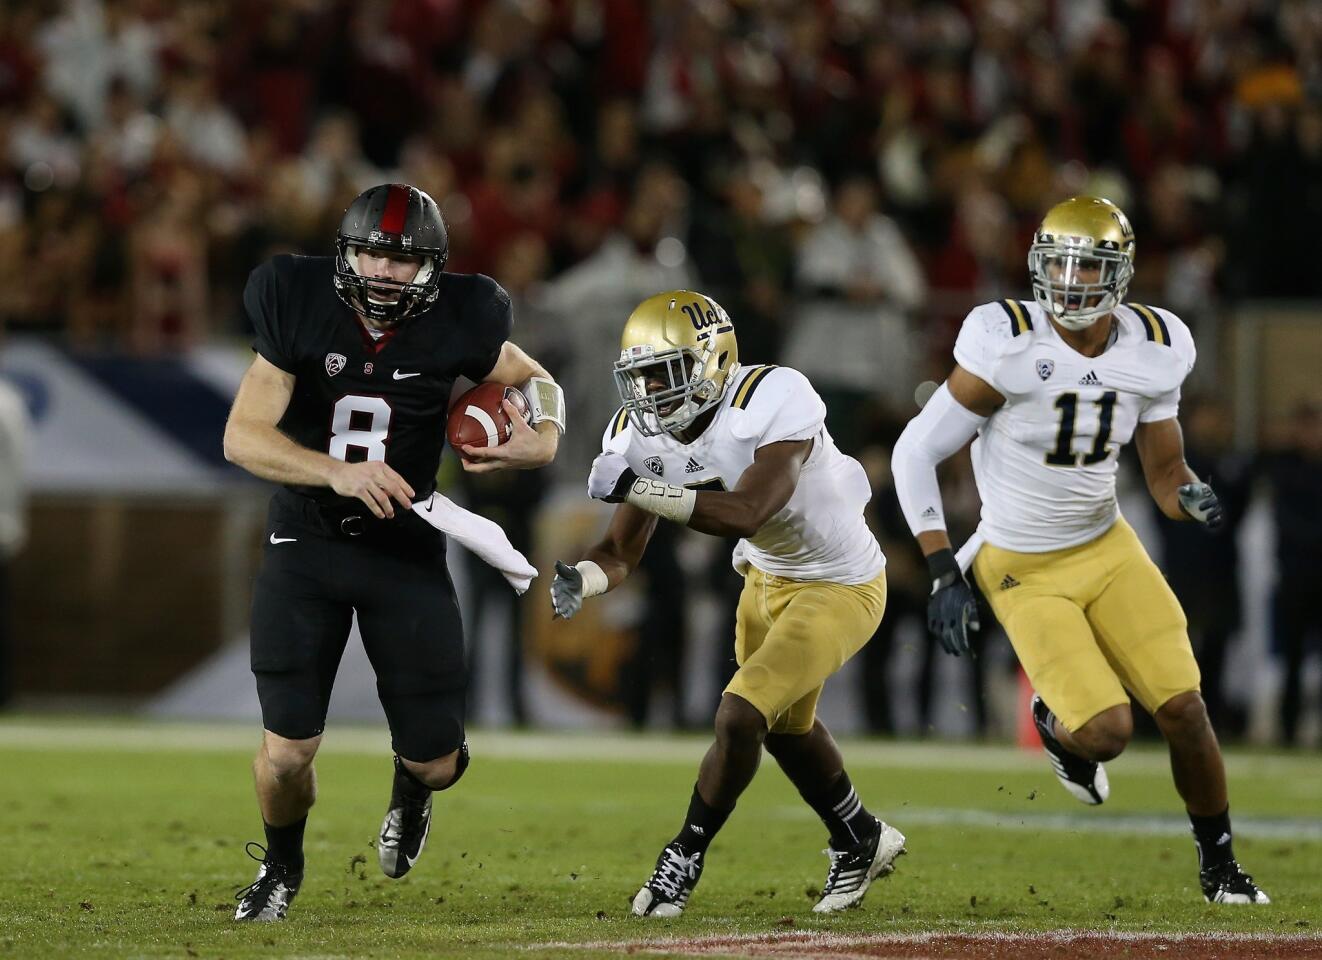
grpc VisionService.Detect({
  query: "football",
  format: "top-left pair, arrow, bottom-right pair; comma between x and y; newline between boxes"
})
447,382 -> 530,458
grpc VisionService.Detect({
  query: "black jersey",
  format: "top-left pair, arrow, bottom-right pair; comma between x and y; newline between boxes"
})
244,254 -> 511,506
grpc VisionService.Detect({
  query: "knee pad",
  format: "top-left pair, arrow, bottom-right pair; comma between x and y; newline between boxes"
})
435,740 -> 469,791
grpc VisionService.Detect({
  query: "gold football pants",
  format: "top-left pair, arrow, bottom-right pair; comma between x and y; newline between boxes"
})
724,565 -> 887,734
972,517 -> 1199,733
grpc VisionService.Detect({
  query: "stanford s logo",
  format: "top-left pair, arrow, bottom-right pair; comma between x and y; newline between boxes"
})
325,353 -> 347,377
644,456 -> 665,477
1036,359 -> 1055,381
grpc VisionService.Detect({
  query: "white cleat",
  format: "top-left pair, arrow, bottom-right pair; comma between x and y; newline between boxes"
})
631,843 -> 703,917
812,819 -> 907,914
631,886 -> 685,917
233,843 -> 302,921
1201,860 -> 1271,904
1032,694 -> 1109,805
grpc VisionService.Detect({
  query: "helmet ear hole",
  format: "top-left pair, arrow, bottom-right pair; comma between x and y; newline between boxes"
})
718,350 -> 729,369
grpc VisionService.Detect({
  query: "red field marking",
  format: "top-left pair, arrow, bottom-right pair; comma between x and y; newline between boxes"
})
544,931 -> 1322,960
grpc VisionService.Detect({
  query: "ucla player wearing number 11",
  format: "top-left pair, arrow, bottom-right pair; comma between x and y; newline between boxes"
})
222,184 -> 562,920
891,196 -> 1268,905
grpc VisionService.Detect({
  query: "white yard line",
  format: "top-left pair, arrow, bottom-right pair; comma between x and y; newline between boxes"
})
804,804 -> 1322,840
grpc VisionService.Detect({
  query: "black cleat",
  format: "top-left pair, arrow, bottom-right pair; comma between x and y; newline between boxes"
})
1032,693 -> 1109,805
378,758 -> 433,879
1201,859 -> 1271,904
234,842 -> 302,921
813,818 -> 907,913
631,842 -> 704,917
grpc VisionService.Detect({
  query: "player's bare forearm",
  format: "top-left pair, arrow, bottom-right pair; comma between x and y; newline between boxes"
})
1151,462 -> 1201,520
463,342 -> 561,472
583,503 -> 657,589
916,529 -> 955,558
224,418 -> 340,487
224,355 -> 413,517
224,420 -> 414,518
1135,417 -> 1200,520
224,355 -> 338,486
533,420 -> 560,459
484,340 -> 552,385
687,439 -> 811,538
687,490 -> 777,538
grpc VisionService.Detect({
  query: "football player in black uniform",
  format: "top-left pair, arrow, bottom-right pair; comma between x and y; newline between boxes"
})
223,183 -> 564,921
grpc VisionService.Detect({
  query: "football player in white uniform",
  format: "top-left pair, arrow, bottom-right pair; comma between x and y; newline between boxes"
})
551,290 -> 906,917
891,196 -> 1268,904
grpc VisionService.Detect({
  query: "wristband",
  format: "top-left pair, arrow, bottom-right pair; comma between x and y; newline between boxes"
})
624,476 -> 697,523
521,376 -> 565,435
576,560 -> 609,598
925,547 -> 961,583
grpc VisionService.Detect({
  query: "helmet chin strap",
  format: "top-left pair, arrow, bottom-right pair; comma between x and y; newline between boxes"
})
1049,291 -> 1119,330
1052,309 -> 1105,331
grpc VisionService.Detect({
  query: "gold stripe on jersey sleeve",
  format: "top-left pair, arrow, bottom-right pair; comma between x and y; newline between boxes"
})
1130,303 -> 1170,346
999,299 -> 1032,337
732,365 -> 777,410
610,406 -> 629,438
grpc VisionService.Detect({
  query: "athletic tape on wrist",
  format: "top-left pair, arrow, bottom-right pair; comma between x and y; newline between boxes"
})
623,476 -> 696,523
575,560 -> 609,598
521,377 -> 565,434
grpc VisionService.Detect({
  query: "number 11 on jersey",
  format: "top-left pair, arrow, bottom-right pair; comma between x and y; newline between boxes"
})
1045,391 -> 1117,467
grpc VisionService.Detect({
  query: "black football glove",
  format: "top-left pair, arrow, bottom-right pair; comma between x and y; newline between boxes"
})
1177,482 -> 1223,530
550,560 -> 585,620
925,548 -> 980,657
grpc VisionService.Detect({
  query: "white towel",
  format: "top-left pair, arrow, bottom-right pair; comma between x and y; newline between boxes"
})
411,493 -> 538,595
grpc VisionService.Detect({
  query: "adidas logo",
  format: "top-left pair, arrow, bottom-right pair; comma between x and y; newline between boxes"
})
684,457 -> 704,474
689,825 -> 705,836
921,506 -> 939,520
1078,370 -> 1102,385
1000,574 -> 1021,590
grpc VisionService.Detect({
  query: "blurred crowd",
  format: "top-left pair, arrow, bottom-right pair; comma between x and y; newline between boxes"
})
2,0 -> 1320,357
2,0 -> 1321,741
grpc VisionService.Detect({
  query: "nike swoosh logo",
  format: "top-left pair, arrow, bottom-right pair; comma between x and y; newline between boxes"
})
269,534 -> 297,544
393,370 -> 421,380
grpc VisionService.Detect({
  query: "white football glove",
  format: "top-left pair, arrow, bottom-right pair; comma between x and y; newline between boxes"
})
587,452 -> 638,502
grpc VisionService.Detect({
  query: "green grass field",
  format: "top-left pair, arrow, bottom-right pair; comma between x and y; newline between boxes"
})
1,718 -> 1319,959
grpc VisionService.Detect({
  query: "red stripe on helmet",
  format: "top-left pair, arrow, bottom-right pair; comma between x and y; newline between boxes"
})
378,184 -> 409,236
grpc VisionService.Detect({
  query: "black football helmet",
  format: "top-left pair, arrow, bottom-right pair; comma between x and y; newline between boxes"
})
333,183 -> 449,324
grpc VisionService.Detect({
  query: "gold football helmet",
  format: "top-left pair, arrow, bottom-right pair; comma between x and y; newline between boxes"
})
613,290 -> 739,436
1028,196 -> 1136,330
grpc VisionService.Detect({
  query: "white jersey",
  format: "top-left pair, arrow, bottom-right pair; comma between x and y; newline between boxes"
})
601,364 -> 885,584
954,299 -> 1195,553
